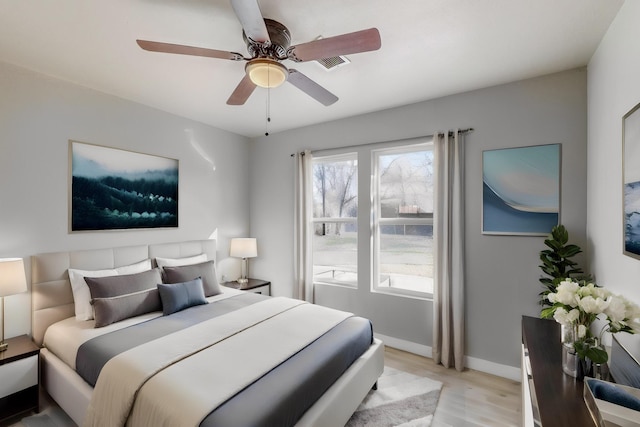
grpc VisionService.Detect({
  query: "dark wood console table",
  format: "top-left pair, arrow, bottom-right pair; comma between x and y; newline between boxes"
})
522,315 -> 596,426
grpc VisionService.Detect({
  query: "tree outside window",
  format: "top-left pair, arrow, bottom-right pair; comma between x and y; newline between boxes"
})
312,154 -> 358,286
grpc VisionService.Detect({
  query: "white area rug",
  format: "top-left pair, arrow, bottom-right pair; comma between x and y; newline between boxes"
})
20,407 -> 75,427
345,367 -> 443,427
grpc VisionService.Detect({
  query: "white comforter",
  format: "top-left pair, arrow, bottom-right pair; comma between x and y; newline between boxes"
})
83,297 -> 352,427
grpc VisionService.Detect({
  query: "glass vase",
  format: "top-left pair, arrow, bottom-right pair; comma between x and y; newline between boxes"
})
589,337 -> 607,380
562,344 -> 580,377
561,323 -> 576,345
560,324 -> 606,380
561,324 -> 579,378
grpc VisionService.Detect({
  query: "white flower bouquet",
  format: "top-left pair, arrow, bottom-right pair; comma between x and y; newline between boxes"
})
542,279 -> 640,364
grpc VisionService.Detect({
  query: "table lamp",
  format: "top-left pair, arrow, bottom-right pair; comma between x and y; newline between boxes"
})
0,258 -> 28,352
230,238 -> 257,285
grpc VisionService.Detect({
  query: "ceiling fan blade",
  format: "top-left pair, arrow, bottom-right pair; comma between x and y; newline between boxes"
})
227,74 -> 257,105
230,0 -> 270,43
288,28 -> 381,62
136,40 -> 244,61
287,69 -> 338,106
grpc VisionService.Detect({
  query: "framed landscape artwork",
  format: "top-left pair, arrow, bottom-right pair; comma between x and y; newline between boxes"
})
623,102 -> 640,258
69,140 -> 179,232
482,144 -> 560,235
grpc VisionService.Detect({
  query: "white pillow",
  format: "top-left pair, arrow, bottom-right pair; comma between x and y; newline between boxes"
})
115,259 -> 153,275
68,258 -> 152,321
155,253 -> 207,268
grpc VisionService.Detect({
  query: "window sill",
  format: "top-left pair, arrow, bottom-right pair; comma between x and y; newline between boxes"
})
313,280 -> 358,290
370,287 -> 433,301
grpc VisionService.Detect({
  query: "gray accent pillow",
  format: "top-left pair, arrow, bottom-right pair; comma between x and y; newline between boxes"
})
161,261 -> 221,297
157,278 -> 207,315
85,268 -> 163,299
92,289 -> 161,328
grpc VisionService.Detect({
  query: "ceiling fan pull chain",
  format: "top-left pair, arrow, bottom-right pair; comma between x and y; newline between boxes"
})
265,85 -> 271,136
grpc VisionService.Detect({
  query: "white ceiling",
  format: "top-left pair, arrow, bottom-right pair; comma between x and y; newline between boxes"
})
0,0 -> 624,138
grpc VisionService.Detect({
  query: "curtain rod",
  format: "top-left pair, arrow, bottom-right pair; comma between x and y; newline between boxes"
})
289,127 -> 474,157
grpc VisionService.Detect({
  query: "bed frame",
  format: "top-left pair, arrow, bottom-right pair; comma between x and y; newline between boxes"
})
31,239 -> 384,426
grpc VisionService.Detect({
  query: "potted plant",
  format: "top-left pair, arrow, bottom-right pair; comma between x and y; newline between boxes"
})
538,224 -> 590,306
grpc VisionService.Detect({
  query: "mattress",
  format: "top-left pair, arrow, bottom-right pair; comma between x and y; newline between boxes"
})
43,288 -> 374,427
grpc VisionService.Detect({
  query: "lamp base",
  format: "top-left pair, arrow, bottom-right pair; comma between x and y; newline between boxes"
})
0,341 -> 7,352
237,278 -> 249,285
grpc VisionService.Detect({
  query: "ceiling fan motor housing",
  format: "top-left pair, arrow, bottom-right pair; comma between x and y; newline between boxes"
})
243,18 -> 291,59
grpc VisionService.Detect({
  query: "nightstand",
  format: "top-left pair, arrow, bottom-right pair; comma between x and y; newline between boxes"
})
0,335 -> 40,422
223,278 -> 271,296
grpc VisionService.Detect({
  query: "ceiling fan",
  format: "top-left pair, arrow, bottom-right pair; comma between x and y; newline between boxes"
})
136,0 -> 381,106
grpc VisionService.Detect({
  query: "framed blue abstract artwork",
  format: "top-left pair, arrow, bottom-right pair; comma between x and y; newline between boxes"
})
623,102 -> 640,258
482,144 -> 560,235
69,140 -> 179,232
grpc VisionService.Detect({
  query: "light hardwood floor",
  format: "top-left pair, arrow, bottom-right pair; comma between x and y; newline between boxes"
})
384,346 -> 522,427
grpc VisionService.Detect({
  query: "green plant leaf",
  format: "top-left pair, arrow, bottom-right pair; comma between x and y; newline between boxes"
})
539,252 -> 552,262
561,244 -> 582,257
552,225 -> 569,244
544,239 -> 562,251
540,307 -> 556,319
584,346 -> 608,364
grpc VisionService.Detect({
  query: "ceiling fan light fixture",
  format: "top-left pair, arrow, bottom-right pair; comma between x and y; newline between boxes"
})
246,58 -> 288,88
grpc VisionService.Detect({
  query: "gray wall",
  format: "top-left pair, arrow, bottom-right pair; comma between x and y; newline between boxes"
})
587,1 -> 640,333
249,68 -> 588,375
0,56 -> 592,376
0,61 -> 251,338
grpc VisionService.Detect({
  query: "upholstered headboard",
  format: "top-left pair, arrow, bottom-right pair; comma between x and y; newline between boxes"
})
31,239 -> 216,346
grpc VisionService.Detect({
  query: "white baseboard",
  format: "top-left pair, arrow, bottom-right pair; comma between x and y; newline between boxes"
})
375,333 -> 522,382
375,333 -> 433,358
464,354 -> 521,382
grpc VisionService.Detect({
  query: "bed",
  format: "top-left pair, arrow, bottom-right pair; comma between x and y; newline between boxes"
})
31,239 -> 384,427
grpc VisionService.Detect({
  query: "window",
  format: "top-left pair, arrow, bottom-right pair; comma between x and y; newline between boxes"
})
373,144 -> 434,296
310,138 -> 434,297
311,153 -> 358,287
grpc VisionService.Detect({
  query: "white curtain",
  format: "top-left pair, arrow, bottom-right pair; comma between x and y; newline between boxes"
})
293,150 -> 314,302
432,130 -> 465,371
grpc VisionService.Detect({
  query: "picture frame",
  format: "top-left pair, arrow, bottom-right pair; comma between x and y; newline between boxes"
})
69,140 -> 179,232
482,143 -> 561,235
623,102 -> 640,258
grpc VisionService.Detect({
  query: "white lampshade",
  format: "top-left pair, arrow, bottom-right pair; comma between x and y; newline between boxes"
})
0,258 -> 27,297
245,59 -> 288,88
230,238 -> 258,259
